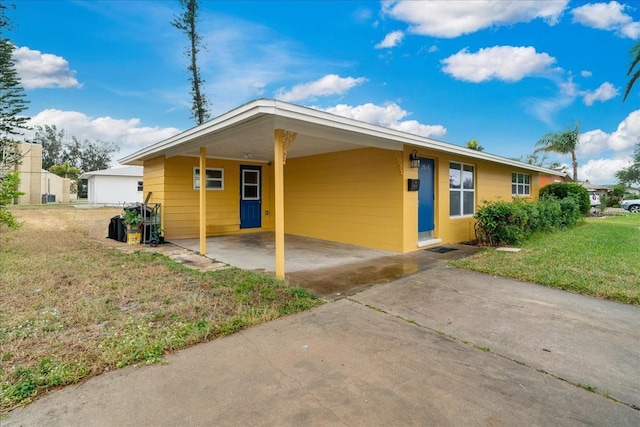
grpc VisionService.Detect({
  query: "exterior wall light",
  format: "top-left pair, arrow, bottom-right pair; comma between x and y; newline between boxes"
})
409,150 -> 420,168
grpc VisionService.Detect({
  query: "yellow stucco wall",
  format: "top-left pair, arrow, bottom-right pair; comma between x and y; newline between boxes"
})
143,155 -> 273,240
283,148 -> 405,252
406,147 -> 544,248
145,146 -> 551,252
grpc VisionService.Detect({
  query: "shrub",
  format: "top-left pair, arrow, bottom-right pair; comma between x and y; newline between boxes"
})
539,182 -> 590,215
475,195 -> 584,246
474,199 -> 530,246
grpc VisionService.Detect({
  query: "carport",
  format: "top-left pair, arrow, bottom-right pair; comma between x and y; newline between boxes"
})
170,232 -> 480,298
120,100 -> 415,279
120,99 -> 560,280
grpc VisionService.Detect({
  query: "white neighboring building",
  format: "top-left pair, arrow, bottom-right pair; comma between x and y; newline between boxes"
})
80,166 -> 143,206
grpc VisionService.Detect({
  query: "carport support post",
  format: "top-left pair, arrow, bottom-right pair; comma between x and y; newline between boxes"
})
274,130 -> 286,278
199,147 -> 207,255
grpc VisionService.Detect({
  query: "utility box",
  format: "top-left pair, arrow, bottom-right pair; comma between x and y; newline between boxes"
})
41,194 -> 56,204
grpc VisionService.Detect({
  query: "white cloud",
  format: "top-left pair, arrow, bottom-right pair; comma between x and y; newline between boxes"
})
525,77 -> 617,124
578,110 -> 640,156
13,46 -> 82,89
571,1 -> 640,39
441,46 -> 557,82
524,95 -> 575,125
375,30 -> 405,49
581,82 -> 619,105
26,109 -> 180,161
320,102 -> 446,138
581,70 -> 593,77
578,158 -> 631,183
275,74 -> 367,102
382,0 -> 568,38
194,15 -> 356,115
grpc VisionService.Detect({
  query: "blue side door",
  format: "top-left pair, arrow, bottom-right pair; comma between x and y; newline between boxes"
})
240,165 -> 262,229
418,158 -> 435,234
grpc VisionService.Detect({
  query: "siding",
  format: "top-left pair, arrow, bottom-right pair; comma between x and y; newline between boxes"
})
284,148 -> 405,252
148,156 -> 272,240
407,147 -> 547,246
148,147 -> 555,252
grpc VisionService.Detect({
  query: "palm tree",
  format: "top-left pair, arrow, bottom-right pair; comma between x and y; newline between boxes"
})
465,139 -> 484,151
534,122 -> 580,181
623,41 -> 640,102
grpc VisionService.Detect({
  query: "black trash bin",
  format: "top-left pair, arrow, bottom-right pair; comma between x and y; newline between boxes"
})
108,216 -> 126,242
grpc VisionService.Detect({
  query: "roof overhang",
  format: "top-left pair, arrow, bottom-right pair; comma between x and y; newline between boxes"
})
119,98 -> 564,176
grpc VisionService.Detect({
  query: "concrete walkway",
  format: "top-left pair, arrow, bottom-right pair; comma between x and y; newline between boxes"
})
5,266 -> 639,426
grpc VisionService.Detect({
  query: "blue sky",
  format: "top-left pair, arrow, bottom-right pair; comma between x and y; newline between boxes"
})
8,0 -> 640,183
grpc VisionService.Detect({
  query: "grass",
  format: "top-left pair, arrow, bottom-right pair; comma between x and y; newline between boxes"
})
451,214 -> 640,305
0,205 -> 322,415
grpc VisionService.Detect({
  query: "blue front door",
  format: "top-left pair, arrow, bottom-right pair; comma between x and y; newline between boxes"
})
418,158 -> 435,237
240,165 -> 261,229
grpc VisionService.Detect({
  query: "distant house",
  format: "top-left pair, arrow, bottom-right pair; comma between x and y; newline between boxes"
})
14,142 -> 72,204
79,166 -> 143,206
120,99 -> 564,277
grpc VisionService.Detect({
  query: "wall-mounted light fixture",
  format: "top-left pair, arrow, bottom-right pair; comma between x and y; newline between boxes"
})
409,150 -> 420,168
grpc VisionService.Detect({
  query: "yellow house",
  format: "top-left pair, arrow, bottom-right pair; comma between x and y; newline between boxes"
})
120,99 -> 561,277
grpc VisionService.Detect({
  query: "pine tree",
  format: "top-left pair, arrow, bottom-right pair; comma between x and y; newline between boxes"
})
0,1 -> 29,139
0,0 -> 29,228
172,0 -> 210,125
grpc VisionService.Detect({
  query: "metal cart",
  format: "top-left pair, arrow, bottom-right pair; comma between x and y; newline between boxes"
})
121,201 -> 162,246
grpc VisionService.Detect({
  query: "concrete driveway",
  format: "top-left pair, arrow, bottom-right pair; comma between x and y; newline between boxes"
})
5,267 -> 639,426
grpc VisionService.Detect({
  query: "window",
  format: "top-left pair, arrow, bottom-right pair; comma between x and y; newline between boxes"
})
194,167 -> 224,190
512,173 -> 530,196
449,162 -> 475,217
137,181 -> 143,192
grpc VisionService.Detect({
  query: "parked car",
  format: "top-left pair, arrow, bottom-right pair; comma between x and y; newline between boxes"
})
588,190 -> 601,207
620,198 -> 640,213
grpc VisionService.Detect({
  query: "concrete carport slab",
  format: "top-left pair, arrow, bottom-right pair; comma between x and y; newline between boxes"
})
170,232 -> 481,298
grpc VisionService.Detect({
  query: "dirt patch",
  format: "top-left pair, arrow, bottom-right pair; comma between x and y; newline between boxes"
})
10,205 -> 121,240
8,205 -> 228,269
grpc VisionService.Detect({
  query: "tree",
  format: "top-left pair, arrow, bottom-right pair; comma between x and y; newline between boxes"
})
0,0 -> 29,174
173,0 -> 210,125
49,160 -> 81,180
465,139 -> 484,151
623,41 -> 640,102
33,125 -> 119,172
0,1 -> 29,138
66,135 -> 117,172
0,0 -> 29,229
34,124 -> 65,169
49,160 -> 81,193
615,143 -> 640,185
516,152 -> 563,170
535,122 -> 580,182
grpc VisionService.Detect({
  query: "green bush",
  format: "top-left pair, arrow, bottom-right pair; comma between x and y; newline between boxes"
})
539,182 -> 590,215
475,195 -> 583,246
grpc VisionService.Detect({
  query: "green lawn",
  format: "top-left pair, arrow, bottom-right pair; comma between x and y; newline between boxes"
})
451,214 -> 640,305
1,206 -> 322,414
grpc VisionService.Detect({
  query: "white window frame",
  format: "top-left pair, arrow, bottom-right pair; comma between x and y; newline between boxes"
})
241,169 -> 260,201
449,162 -> 475,218
193,167 -> 224,190
512,172 -> 531,196
137,181 -> 143,192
